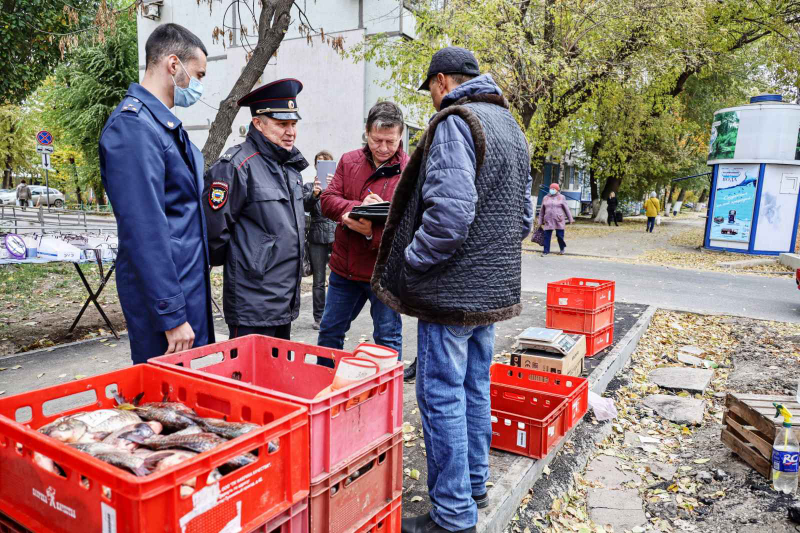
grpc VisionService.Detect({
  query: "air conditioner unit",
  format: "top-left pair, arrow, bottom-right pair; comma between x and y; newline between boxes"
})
142,1 -> 163,21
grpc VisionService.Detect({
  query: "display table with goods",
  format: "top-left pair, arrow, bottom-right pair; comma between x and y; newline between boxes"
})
1,232 -> 120,339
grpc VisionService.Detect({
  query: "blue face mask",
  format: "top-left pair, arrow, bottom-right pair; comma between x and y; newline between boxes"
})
549,188 -> 557,196
172,59 -> 203,108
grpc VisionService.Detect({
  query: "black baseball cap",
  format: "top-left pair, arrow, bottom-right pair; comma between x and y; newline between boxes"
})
419,46 -> 481,91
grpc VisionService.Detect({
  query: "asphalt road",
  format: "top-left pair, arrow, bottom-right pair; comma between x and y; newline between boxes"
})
522,252 -> 800,322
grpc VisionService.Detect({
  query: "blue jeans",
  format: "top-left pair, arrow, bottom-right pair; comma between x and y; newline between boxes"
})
647,217 -> 656,232
543,228 -> 565,254
416,320 -> 495,530
317,271 -> 403,360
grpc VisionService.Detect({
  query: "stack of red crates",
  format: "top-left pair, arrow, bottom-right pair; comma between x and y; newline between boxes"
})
151,335 -> 404,533
489,363 -> 589,459
546,278 -> 616,357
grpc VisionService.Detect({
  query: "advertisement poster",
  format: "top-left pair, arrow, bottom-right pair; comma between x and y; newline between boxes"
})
708,111 -> 739,160
753,165 -> 800,252
710,165 -> 758,243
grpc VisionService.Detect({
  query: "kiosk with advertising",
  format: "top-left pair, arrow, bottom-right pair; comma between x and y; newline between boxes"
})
705,94 -> 800,254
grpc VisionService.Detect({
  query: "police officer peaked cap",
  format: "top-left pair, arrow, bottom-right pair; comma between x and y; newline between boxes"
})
238,78 -> 303,120
419,47 -> 481,91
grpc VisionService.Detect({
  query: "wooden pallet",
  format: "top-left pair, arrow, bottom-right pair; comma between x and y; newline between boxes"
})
722,393 -> 800,478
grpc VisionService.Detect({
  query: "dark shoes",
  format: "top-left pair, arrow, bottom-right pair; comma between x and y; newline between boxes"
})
401,513 -> 476,533
311,321 -> 320,330
473,491 -> 488,509
404,358 -> 417,382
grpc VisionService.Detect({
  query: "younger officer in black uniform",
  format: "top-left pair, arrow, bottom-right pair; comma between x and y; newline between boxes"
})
203,79 -> 309,340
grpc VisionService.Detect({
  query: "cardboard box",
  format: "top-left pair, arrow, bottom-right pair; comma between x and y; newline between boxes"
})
510,334 -> 586,377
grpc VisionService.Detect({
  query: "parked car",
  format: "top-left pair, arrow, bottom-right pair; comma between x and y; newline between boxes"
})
29,186 -> 65,208
0,189 -> 16,205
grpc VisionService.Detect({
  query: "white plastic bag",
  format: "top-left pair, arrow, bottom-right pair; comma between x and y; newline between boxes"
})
38,237 -> 82,262
588,391 -> 618,421
655,215 -> 662,226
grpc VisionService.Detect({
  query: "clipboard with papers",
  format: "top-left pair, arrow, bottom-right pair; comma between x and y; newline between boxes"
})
349,202 -> 391,222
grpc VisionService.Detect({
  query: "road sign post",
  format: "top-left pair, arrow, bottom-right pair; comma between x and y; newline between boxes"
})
35,131 -> 54,209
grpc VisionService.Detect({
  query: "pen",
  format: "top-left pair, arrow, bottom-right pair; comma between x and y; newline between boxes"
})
367,188 -> 374,195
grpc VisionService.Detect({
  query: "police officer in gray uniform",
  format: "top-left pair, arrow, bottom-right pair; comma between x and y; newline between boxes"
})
203,79 -> 309,340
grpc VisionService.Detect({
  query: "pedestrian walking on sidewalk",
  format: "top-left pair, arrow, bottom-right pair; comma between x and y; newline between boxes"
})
372,47 -> 533,533
304,150 -> 337,330
606,191 -> 619,226
645,191 -> 660,233
539,183 -> 573,255
15,180 -> 31,210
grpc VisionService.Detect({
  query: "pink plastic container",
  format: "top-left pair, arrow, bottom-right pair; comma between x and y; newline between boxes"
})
150,335 -> 404,484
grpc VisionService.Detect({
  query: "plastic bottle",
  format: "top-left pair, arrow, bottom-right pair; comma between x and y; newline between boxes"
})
772,403 -> 799,494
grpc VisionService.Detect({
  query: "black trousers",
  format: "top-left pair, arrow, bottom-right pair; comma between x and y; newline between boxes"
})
309,242 -> 332,322
228,323 -> 291,340
607,209 -> 618,226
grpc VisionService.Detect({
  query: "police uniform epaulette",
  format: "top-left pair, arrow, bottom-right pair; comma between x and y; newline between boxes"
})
219,145 -> 243,163
120,97 -> 142,114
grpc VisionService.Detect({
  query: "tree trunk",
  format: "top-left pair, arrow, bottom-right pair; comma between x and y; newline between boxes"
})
593,176 -> 622,223
70,157 -> 82,205
201,0 -> 295,168
3,153 -> 11,189
698,188 -> 708,204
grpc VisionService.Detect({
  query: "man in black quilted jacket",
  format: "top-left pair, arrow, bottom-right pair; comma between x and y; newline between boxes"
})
372,47 -> 533,533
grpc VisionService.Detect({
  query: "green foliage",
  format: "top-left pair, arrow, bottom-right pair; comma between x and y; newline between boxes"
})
42,8 -> 137,201
0,1 -> 102,105
0,104 -> 35,181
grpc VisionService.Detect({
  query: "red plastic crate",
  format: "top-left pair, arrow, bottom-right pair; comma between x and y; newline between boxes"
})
491,364 -> 589,435
546,303 -> 614,334
546,278 -> 615,311
150,335 -> 403,484
565,324 -> 614,357
354,495 -> 401,533
0,365 -> 309,533
310,432 -> 403,533
0,513 -> 28,533
490,364 -> 569,459
252,498 -> 308,533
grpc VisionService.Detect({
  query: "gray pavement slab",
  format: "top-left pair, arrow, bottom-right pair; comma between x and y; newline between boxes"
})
587,488 -> 647,531
649,461 -> 677,481
584,455 -> 638,489
643,395 -> 706,425
649,367 -> 714,393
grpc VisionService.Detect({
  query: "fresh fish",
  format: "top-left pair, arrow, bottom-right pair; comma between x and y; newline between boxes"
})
40,409 -> 142,441
151,450 -> 198,473
141,432 -> 257,472
141,432 -> 227,453
69,443 -> 169,477
102,423 -> 158,450
186,415 -> 259,440
116,404 -> 196,432
171,425 -> 204,437
115,392 -> 195,414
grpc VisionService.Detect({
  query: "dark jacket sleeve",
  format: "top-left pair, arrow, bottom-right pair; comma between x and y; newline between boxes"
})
521,173 -> 534,239
99,114 -> 187,332
404,115 -> 477,272
320,159 -> 361,223
303,182 -> 320,212
203,160 -> 247,267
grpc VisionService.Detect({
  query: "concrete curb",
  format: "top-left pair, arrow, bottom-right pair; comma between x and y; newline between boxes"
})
477,305 -> 657,533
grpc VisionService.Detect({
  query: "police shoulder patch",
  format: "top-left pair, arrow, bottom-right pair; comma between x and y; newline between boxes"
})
209,181 -> 229,210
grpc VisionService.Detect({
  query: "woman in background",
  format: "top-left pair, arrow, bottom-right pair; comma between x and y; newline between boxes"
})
644,191 -> 660,233
538,183 -> 574,255
303,150 -> 337,329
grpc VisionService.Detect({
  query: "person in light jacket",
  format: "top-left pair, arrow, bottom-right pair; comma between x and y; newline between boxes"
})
538,182 -> 573,255
644,191 -> 660,233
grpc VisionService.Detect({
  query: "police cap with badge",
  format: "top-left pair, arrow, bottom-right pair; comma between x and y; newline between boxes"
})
237,78 -> 303,120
